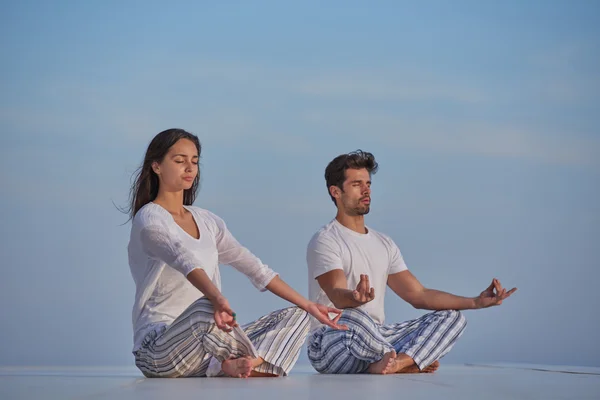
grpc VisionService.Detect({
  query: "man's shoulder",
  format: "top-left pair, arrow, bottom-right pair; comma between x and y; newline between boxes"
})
311,219 -> 339,238
308,220 -> 341,247
368,227 -> 399,249
368,226 -> 391,240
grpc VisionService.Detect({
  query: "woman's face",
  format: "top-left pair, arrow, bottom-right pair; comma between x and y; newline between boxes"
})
152,138 -> 199,192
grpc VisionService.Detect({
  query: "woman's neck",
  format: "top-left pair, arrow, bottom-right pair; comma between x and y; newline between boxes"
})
153,190 -> 186,217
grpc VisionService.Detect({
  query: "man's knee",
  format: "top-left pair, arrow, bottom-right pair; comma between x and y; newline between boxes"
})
451,310 -> 467,329
435,310 -> 467,332
338,308 -> 381,338
307,336 -> 365,375
339,307 -> 375,325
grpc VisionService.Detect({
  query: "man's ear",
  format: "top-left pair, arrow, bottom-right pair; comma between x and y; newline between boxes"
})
329,185 -> 341,200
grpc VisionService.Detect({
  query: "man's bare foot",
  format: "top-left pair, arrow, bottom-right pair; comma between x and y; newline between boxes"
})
221,356 -> 253,378
424,361 -> 440,373
367,351 -> 397,375
397,360 -> 440,374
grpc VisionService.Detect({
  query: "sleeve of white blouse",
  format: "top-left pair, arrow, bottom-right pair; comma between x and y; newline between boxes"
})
139,224 -> 201,277
212,214 -> 278,291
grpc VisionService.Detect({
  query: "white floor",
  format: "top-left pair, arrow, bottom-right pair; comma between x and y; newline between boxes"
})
1,364 -> 599,400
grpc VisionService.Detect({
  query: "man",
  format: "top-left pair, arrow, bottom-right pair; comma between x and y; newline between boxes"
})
306,150 -> 517,375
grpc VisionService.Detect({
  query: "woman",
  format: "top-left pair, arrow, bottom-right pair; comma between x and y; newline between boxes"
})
126,128 -> 345,378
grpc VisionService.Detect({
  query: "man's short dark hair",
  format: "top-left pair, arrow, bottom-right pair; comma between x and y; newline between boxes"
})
324,150 -> 378,204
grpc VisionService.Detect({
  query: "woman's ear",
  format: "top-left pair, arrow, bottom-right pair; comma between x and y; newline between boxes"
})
151,161 -> 160,175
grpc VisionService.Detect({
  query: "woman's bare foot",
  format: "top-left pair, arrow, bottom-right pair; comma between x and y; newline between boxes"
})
221,356 -> 253,378
397,360 -> 440,374
367,351 -> 397,375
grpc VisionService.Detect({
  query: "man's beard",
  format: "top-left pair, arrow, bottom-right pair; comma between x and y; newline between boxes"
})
355,204 -> 370,215
341,193 -> 371,216
348,201 -> 370,216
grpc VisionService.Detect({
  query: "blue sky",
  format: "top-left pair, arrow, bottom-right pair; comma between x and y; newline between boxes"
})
1,1 -> 598,368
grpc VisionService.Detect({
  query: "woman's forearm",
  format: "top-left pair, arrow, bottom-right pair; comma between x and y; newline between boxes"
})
187,268 -> 224,301
265,276 -> 311,310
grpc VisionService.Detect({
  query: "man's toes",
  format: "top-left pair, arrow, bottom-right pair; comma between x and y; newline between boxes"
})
423,361 -> 439,373
383,359 -> 395,374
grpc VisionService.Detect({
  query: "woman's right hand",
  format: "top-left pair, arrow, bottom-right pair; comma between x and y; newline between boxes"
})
211,295 -> 238,332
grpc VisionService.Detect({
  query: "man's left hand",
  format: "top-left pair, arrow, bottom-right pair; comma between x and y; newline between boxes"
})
475,278 -> 517,309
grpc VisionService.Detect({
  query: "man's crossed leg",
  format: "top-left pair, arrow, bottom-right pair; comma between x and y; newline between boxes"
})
308,307 -> 466,374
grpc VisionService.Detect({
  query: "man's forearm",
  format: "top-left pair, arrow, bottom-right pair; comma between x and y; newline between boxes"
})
329,288 -> 363,309
411,289 -> 477,311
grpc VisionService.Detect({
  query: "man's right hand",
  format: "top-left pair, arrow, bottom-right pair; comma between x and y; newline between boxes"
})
352,274 -> 375,304
211,295 -> 238,332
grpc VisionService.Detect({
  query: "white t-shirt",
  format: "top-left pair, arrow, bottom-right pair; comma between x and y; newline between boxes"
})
307,219 -> 408,331
128,203 -> 278,351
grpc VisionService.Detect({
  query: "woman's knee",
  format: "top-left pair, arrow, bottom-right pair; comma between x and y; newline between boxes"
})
279,306 -> 310,326
289,306 -> 309,318
185,297 -> 216,324
190,297 -> 214,311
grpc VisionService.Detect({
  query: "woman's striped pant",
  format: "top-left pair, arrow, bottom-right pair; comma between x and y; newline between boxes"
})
134,297 -> 310,378
308,307 -> 467,374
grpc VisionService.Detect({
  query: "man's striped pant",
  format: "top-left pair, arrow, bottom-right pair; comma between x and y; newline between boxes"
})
308,307 -> 467,374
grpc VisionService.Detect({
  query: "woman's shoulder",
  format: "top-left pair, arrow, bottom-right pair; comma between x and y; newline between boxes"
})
186,206 -> 227,233
133,202 -> 171,227
186,205 -> 221,221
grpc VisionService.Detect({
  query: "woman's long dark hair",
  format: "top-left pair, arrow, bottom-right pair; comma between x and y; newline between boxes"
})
124,128 -> 201,221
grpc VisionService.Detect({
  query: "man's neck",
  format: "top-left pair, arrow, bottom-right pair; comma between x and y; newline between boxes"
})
153,191 -> 187,218
335,211 -> 367,234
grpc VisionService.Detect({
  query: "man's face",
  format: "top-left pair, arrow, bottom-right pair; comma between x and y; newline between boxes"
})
335,168 -> 372,216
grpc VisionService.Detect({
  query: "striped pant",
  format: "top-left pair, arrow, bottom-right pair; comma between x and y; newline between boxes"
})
134,297 -> 310,378
308,307 -> 466,374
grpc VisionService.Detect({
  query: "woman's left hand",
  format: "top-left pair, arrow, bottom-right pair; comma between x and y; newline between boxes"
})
304,302 -> 348,330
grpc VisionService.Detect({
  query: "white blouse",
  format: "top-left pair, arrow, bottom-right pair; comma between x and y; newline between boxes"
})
128,202 -> 278,351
